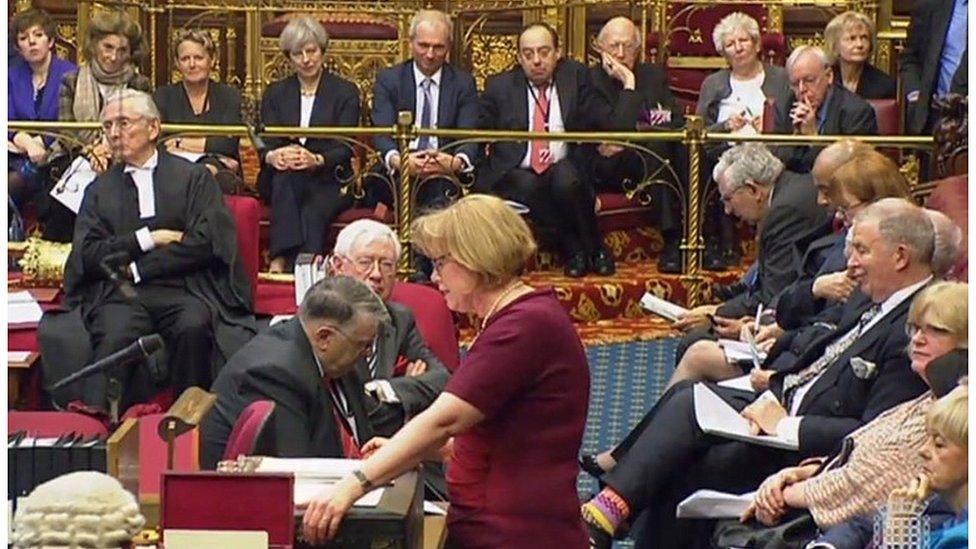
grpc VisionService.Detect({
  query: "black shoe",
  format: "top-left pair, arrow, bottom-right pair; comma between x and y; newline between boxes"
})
657,244 -> 682,274
584,516 -> 613,549
703,245 -> 726,271
591,249 -> 616,276
564,252 -> 590,278
579,454 -> 606,479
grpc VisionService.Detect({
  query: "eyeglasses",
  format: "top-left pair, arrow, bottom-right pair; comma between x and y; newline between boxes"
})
906,322 -> 954,340
328,323 -> 375,357
836,201 -> 865,218
719,185 -> 748,205
341,255 -> 396,276
431,253 -> 453,273
101,116 -> 145,132
789,72 -> 826,91
601,41 -> 639,54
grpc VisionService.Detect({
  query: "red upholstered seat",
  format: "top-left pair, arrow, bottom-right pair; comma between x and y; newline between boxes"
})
222,400 -> 276,462
866,98 -> 900,136
924,174 -> 968,280
8,411 -> 109,438
224,195 -> 262,300
390,282 -> 460,371
762,97 -> 777,133
596,192 -> 655,234
262,13 -> 397,40
138,413 -> 199,497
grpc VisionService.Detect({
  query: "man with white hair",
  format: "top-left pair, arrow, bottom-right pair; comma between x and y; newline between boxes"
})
41,89 -> 257,412
774,45 -> 878,172
924,208 -> 964,278
329,219 -> 450,437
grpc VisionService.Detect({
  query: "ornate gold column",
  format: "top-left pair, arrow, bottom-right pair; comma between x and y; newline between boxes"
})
683,115 -> 705,307
395,110 -> 416,278
566,3 -> 588,62
244,2 -> 263,100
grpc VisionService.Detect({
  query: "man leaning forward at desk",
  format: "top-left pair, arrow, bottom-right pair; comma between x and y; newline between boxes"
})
581,198 -> 934,549
201,277 -> 389,469
39,89 -> 256,413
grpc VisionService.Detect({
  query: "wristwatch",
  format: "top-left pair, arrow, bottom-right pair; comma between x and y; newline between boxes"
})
352,469 -> 373,490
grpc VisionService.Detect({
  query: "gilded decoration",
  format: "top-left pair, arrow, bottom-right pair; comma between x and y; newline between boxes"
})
18,238 -> 71,287
468,34 -> 519,91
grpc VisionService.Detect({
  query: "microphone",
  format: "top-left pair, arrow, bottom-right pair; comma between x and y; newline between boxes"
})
99,251 -> 138,300
48,334 -> 165,391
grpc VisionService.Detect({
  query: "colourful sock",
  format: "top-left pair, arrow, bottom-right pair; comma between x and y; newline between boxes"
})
581,487 -> 631,535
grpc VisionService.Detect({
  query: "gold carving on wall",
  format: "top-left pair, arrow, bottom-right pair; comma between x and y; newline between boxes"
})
788,35 -> 825,52
468,34 -> 518,91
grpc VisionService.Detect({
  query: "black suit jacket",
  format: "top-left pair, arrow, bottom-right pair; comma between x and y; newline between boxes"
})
773,85 -> 878,173
900,0 -> 966,133
353,302 -> 450,437
257,72 -> 361,197
474,58 -> 642,192
200,317 -> 373,469
776,224 -> 847,330
769,283 -> 931,457
371,60 -> 480,161
719,171 -> 830,318
833,62 -> 897,100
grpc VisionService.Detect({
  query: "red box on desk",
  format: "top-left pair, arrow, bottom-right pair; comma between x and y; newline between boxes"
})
161,471 -> 295,548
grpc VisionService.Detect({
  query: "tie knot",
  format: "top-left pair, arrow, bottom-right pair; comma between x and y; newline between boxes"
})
537,83 -> 549,95
421,78 -> 432,91
860,304 -> 882,324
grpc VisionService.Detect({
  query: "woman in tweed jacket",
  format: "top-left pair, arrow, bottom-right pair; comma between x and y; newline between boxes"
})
741,281 -> 968,529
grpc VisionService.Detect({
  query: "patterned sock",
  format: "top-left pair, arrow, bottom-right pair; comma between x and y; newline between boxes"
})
581,487 -> 631,535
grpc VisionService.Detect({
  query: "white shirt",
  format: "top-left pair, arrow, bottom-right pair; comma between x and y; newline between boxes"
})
717,72 -> 766,127
124,150 -> 160,284
519,81 -> 567,169
774,275 -> 934,445
299,94 -> 315,145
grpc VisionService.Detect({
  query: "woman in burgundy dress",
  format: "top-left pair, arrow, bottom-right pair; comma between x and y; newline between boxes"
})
302,194 -> 591,548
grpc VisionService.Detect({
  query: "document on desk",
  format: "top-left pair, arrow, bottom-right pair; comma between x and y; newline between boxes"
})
718,339 -> 767,365
9,291 -> 43,324
717,374 -> 755,393
676,489 -> 757,519
640,292 -> 689,322
255,457 -> 384,508
692,383 -> 798,450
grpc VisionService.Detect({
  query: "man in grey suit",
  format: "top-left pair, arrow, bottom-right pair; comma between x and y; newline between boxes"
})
329,219 -> 450,438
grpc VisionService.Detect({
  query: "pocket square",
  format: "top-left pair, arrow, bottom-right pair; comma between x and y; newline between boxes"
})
850,356 -> 878,379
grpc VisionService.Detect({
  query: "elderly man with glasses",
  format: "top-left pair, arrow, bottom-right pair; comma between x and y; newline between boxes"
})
772,45 -> 878,173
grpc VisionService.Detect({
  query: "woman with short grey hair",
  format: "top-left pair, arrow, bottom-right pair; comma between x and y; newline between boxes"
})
696,12 -> 790,269
823,11 -> 895,99
259,15 -> 361,273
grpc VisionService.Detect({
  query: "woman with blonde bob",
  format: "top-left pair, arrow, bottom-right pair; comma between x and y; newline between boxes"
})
823,11 -> 896,99
301,194 -> 592,548
742,282 -> 968,537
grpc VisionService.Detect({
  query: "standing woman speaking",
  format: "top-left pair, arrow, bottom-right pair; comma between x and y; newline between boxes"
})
302,194 -> 591,548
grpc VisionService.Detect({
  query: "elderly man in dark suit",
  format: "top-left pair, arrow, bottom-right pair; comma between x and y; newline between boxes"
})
901,0 -> 968,135
201,276 -> 389,469
586,16 -> 687,273
773,45 -> 878,173
328,219 -> 450,437
40,88 -> 257,413
476,22 -> 642,277
582,198 -> 934,549
369,9 -> 479,213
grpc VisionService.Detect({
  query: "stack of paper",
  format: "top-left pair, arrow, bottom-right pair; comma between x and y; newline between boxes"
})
255,457 -> 384,508
718,339 -> 767,365
9,291 -> 43,325
640,292 -> 688,322
692,384 -> 797,450
676,489 -> 756,518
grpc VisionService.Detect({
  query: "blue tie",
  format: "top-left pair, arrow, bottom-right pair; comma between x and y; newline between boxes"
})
417,78 -> 432,151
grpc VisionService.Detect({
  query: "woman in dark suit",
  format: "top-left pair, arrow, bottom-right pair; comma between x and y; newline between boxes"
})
824,11 -> 896,100
259,16 -> 360,273
153,28 -> 243,192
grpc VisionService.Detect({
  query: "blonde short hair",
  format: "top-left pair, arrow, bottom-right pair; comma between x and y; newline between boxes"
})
412,194 -> 537,288
823,11 -> 876,63
908,281 -> 968,349
409,9 -> 453,42
173,28 -> 217,61
927,382 -> 968,448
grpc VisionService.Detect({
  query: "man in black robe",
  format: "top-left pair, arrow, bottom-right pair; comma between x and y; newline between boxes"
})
40,89 -> 256,412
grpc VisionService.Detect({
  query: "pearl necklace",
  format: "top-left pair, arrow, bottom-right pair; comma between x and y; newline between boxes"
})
479,281 -> 529,332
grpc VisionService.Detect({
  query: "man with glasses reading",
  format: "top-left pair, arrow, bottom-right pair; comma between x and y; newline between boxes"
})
41,89 -> 256,413
202,276 -> 390,468
773,45 -> 878,173
329,219 -> 450,438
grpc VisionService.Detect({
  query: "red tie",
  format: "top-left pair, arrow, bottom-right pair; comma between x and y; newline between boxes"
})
530,83 -> 550,175
326,380 -> 362,459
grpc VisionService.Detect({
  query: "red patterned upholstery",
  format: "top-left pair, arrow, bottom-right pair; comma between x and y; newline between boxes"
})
224,196 -> 262,300
222,400 -> 276,462
762,97 -> 777,133
924,174 -> 968,280
867,98 -> 900,136
389,282 -> 460,371
8,411 -> 109,437
596,192 -> 655,234
262,14 -> 397,40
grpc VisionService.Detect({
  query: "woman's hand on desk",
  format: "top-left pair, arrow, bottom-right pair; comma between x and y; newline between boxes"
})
301,474 -> 364,544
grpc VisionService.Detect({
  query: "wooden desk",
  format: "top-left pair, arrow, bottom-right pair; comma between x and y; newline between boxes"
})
8,352 -> 39,409
423,515 -> 446,549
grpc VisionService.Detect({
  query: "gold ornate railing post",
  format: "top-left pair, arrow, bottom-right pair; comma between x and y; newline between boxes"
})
395,110 -> 416,279
683,115 -> 706,307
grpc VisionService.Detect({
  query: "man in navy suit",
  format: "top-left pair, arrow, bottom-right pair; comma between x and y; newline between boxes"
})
369,9 -> 479,214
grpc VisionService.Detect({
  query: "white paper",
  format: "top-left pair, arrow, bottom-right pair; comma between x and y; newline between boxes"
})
717,374 -> 755,393
676,489 -> 757,518
9,291 -> 43,324
169,150 -> 206,163
424,501 -> 448,515
293,481 -> 383,508
640,292 -> 689,322
255,457 -> 384,509
269,315 -> 293,326
8,352 -> 31,363
692,383 -> 798,450
51,156 -> 98,214
164,530 -> 268,549
718,339 -> 767,365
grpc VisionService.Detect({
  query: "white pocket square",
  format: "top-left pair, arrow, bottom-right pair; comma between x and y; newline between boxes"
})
850,356 -> 878,379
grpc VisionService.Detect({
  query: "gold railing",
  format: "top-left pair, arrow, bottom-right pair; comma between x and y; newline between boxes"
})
9,118 -> 934,305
